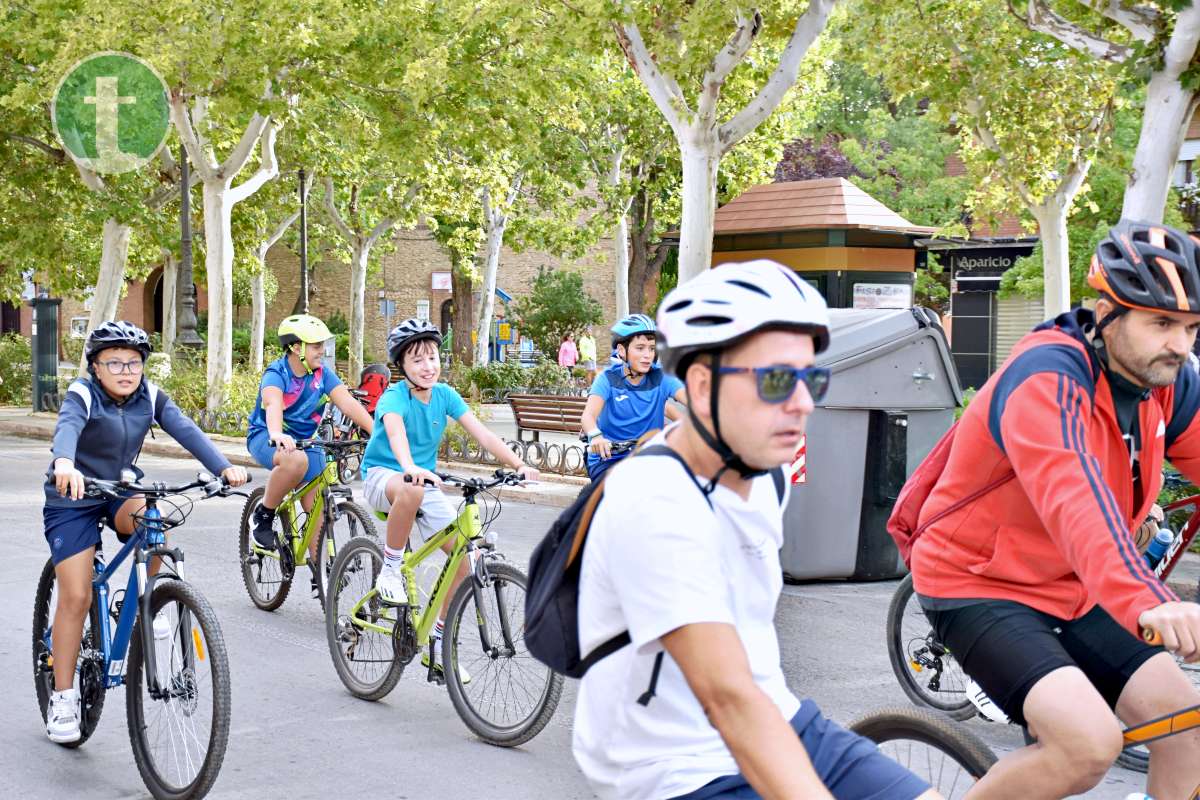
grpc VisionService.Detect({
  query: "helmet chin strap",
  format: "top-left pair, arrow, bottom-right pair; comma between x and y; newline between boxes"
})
1089,306 -> 1128,372
687,350 -> 768,493
292,343 -> 315,374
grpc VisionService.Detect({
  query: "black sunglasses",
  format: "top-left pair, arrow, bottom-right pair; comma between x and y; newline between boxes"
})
717,365 -> 831,404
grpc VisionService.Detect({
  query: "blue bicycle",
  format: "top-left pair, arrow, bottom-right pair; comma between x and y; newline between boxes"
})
32,471 -> 248,800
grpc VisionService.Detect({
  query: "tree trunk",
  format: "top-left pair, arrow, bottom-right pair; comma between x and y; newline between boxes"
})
677,140 -> 720,284
161,250 -> 178,357
1032,201 -> 1071,317
475,214 -> 506,365
1123,77 -> 1196,221
609,147 -> 631,318
450,262 -> 474,366
348,242 -> 369,385
629,180 -> 653,315
202,182 -> 235,412
80,218 -> 131,370
250,269 -> 266,373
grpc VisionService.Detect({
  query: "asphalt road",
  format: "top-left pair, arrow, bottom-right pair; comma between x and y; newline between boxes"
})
0,436 -> 1156,799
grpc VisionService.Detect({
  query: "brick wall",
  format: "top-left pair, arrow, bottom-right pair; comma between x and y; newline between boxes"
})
265,223 -> 620,362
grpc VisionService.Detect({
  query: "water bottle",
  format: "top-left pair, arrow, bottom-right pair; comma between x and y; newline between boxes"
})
1144,527 -> 1175,570
1124,793 -> 1155,800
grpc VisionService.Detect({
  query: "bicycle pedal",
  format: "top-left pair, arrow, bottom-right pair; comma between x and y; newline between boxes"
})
909,661 -> 924,672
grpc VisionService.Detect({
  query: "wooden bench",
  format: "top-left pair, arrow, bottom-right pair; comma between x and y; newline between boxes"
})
508,393 -> 588,442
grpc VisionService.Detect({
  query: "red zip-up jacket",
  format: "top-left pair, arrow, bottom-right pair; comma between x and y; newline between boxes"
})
911,309 -> 1200,634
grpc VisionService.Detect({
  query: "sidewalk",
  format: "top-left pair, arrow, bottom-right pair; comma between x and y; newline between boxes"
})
0,407 -> 584,509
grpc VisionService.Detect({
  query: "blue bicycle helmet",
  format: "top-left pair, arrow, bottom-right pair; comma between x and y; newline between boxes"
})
610,314 -> 655,347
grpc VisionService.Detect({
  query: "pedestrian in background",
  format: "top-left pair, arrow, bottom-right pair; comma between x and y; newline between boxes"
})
558,332 -> 578,369
578,326 -> 598,384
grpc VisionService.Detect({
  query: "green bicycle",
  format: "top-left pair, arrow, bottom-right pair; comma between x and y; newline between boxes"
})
325,469 -> 563,747
238,439 -> 377,611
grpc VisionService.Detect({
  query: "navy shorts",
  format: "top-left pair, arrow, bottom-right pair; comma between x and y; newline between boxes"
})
586,449 -> 631,482
672,703 -> 931,800
43,497 -> 131,565
247,429 -> 324,484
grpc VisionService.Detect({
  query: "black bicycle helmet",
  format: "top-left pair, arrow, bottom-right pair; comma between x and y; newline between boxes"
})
1089,220 -> 1200,316
84,320 -> 151,363
387,318 -> 442,366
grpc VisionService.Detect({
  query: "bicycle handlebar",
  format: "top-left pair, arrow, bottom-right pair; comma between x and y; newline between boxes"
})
403,469 -> 527,491
85,471 -> 252,501
270,437 -> 366,452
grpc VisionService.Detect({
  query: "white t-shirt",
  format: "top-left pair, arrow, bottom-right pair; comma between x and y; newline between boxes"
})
572,433 -> 800,800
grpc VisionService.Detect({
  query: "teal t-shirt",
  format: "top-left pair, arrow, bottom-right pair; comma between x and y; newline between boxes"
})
362,382 -> 469,475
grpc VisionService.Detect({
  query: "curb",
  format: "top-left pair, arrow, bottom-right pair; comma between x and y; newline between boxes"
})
0,419 -> 579,508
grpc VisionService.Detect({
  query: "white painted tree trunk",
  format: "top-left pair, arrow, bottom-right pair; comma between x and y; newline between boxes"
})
677,142 -> 721,284
1031,200 -> 1072,317
161,250 -> 178,357
475,216 -> 506,365
80,218 -> 131,370
1123,75 -> 1196,221
349,244 -> 369,385
202,182 -> 235,412
250,270 -> 265,374
609,147 -> 631,318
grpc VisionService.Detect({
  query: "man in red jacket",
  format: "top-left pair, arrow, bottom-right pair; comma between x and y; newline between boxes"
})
911,220 -> 1200,799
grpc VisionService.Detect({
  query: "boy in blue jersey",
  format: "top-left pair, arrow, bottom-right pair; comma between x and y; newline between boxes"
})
44,321 -> 248,744
361,319 -> 539,677
246,315 -> 375,562
582,314 -> 687,481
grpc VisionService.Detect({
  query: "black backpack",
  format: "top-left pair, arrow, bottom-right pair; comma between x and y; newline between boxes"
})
524,443 -> 786,704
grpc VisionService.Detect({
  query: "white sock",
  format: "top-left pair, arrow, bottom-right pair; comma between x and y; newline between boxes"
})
383,546 -> 404,570
433,619 -> 444,639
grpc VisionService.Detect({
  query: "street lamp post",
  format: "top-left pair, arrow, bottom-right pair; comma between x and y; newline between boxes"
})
175,144 -> 203,349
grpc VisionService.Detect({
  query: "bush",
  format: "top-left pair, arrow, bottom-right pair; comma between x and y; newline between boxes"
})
524,359 -> 572,390
0,334 -> 32,405
326,310 -> 349,335
509,267 -> 603,355
159,356 -> 259,436
61,335 -> 84,366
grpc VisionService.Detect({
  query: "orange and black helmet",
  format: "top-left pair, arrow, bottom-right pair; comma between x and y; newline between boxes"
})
1088,220 -> 1200,314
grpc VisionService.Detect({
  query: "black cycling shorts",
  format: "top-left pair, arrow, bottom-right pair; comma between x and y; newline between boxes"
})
923,599 -> 1162,727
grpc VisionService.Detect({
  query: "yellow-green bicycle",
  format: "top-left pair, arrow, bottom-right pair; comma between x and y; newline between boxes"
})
324,469 -> 563,747
238,439 -> 377,611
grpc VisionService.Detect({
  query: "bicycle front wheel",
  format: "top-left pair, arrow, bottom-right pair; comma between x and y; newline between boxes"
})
443,560 -> 563,747
126,580 -> 231,800
237,487 -> 293,612
886,573 -> 975,720
850,706 -> 995,799
325,536 -> 405,701
314,499 -> 378,611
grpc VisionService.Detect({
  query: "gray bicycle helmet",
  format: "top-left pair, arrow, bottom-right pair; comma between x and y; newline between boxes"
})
84,320 -> 152,363
387,318 -> 442,366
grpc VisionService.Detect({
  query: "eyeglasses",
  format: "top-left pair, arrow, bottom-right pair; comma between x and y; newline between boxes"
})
99,359 -> 144,375
717,365 -> 831,404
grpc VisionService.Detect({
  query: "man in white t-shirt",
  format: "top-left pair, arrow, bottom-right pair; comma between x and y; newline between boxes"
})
573,260 -> 939,800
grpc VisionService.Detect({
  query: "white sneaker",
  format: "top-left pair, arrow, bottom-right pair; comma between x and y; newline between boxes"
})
374,564 -> 408,605
423,650 -> 471,685
46,688 -> 80,744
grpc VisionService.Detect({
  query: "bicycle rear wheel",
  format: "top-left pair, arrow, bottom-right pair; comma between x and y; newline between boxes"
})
126,580 -> 231,800
314,499 -> 377,611
850,706 -> 995,799
324,537 -> 405,701
443,560 -> 563,746
237,487 -> 293,611
886,573 -> 975,720
32,557 -> 106,748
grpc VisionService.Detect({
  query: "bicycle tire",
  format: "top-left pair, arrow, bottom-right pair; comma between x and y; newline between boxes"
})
314,499 -> 378,611
237,487 -> 293,611
32,557 -> 106,748
886,573 -> 975,720
324,536 -> 406,701
126,580 -> 231,800
443,560 -> 563,746
850,706 -> 996,796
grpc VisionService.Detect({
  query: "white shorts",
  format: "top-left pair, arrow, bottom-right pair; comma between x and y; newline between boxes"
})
362,466 -> 459,543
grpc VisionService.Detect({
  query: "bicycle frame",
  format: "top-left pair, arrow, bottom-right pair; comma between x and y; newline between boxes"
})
1156,491 -> 1200,580
252,458 -> 343,564
43,503 -> 186,696
350,501 -> 479,646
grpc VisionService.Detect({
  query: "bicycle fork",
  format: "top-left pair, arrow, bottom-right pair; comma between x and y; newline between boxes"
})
467,546 -> 517,659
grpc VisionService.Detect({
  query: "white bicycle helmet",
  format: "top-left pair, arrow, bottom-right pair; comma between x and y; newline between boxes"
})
657,259 -> 830,377
656,259 -> 831,485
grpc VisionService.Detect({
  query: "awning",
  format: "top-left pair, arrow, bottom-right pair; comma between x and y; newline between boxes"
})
495,287 -> 512,302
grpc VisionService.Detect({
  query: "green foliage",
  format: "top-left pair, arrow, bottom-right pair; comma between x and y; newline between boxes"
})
954,387 -> 978,420
447,357 -> 573,399
510,268 -> 604,355
326,310 -> 350,335
231,266 -> 279,310
159,357 -> 259,435
0,334 -> 32,405
915,254 -> 950,316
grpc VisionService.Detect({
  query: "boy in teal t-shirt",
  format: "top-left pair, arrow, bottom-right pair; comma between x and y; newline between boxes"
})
360,319 -> 539,677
